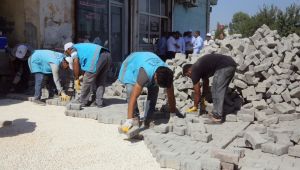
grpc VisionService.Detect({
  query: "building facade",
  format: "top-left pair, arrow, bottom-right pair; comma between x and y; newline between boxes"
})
0,0 -> 216,64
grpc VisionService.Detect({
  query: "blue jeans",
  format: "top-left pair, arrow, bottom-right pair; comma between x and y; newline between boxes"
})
34,73 -> 44,100
125,84 -> 158,120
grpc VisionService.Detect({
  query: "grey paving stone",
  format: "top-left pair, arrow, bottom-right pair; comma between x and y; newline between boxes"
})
290,132 -> 300,144
226,114 -> 237,122
191,132 -> 212,143
278,114 -> 296,121
290,87 -> 300,98
288,145 -> 300,158
158,151 -> 181,169
252,100 -> 268,110
173,126 -> 186,136
153,124 -> 169,134
211,149 -> 239,165
263,116 -> 279,127
273,102 -> 295,114
200,156 -> 221,170
244,131 -> 268,149
274,133 -> 293,146
238,114 -> 255,122
221,162 -> 235,170
253,124 -> 267,134
261,142 -> 289,156
180,159 -> 202,170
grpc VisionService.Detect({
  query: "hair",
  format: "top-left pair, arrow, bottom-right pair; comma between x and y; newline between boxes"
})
156,66 -> 173,88
183,64 -> 192,75
195,31 -> 200,35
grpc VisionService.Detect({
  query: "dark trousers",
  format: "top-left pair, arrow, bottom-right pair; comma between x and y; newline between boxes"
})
211,66 -> 236,118
125,84 -> 158,120
166,51 -> 176,60
80,52 -> 111,106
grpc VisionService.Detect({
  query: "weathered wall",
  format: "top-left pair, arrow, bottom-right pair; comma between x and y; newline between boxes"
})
24,0 -> 40,48
0,0 -> 26,46
173,0 -> 208,37
39,0 -> 74,49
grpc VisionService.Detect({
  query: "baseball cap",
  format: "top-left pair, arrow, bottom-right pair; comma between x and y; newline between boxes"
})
15,45 -> 28,59
64,42 -> 74,51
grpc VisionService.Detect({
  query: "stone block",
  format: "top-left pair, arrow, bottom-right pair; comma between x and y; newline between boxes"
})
273,102 -> 295,114
66,103 -> 82,110
86,112 -> 98,120
211,149 -> 239,165
173,126 -> 186,136
238,114 -> 254,122
288,82 -> 299,90
290,132 -> 300,144
267,128 -> 294,138
244,131 -> 268,149
253,124 -> 267,134
252,100 -> 268,110
191,132 -> 212,143
255,111 -> 267,122
234,79 -> 247,89
288,145 -> 300,158
278,114 -> 296,121
274,133 -> 293,146
181,159 -> 202,170
263,116 -> 279,127
159,151 -> 181,169
271,95 -> 283,103
290,87 -> 300,98
221,162 -> 235,170
261,142 -> 289,156
281,90 -> 291,103
275,86 -> 286,94
153,124 -> 169,134
238,108 -> 255,116
200,157 -> 221,170
292,98 -> 300,106
226,114 -> 237,122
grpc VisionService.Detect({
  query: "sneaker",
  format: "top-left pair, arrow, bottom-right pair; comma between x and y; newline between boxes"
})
32,99 -> 46,106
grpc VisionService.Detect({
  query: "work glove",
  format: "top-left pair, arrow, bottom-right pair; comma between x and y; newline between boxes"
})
187,106 -> 198,113
120,119 -> 133,133
74,79 -> 81,92
60,92 -> 71,102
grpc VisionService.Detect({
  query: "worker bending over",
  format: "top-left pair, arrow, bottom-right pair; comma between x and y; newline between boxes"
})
183,54 -> 237,123
64,42 -> 111,108
28,50 -> 71,105
118,52 -> 176,133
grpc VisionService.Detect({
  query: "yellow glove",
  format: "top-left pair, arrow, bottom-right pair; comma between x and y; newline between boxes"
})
60,92 -> 71,102
120,119 -> 133,133
74,79 -> 81,92
187,106 -> 198,113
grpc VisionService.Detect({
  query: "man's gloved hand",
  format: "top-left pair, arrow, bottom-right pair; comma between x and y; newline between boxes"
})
120,119 -> 133,133
74,79 -> 81,92
187,106 -> 198,113
60,92 -> 71,102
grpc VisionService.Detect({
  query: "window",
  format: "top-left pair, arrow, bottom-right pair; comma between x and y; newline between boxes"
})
138,0 -> 169,49
76,0 -> 109,47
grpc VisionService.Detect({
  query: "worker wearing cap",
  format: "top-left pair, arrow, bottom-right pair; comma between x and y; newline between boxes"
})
118,52 -> 176,134
64,42 -> 111,107
28,50 -> 71,105
183,54 -> 237,123
204,33 -> 214,46
9,44 -> 33,93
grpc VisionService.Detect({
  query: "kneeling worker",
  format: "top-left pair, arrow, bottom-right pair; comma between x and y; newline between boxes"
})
64,42 -> 111,107
28,50 -> 71,105
183,54 -> 236,123
118,52 -> 176,133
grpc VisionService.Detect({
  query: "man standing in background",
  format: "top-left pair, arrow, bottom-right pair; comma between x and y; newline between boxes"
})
193,31 -> 204,54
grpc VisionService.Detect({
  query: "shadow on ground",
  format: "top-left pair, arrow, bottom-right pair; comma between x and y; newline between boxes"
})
105,98 -> 127,106
0,98 -> 25,106
0,118 -> 36,137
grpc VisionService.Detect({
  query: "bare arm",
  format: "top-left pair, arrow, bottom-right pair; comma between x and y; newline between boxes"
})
193,82 -> 201,108
73,58 -> 80,80
128,83 -> 143,119
166,84 -> 176,113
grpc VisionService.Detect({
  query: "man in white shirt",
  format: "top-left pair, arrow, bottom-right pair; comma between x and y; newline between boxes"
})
193,31 -> 204,54
176,31 -> 186,54
204,33 -> 214,46
166,32 -> 179,60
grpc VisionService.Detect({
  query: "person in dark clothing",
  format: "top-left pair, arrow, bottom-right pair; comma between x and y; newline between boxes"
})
183,54 -> 237,123
9,44 -> 33,93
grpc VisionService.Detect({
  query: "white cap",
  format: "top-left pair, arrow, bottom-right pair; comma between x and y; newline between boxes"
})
64,42 -> 74,51
206,33 -> 212,37
65,57 -> 73,70
15,45 -> 28,59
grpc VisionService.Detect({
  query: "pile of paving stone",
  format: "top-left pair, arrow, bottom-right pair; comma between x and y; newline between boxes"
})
106,24 -> 300,118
